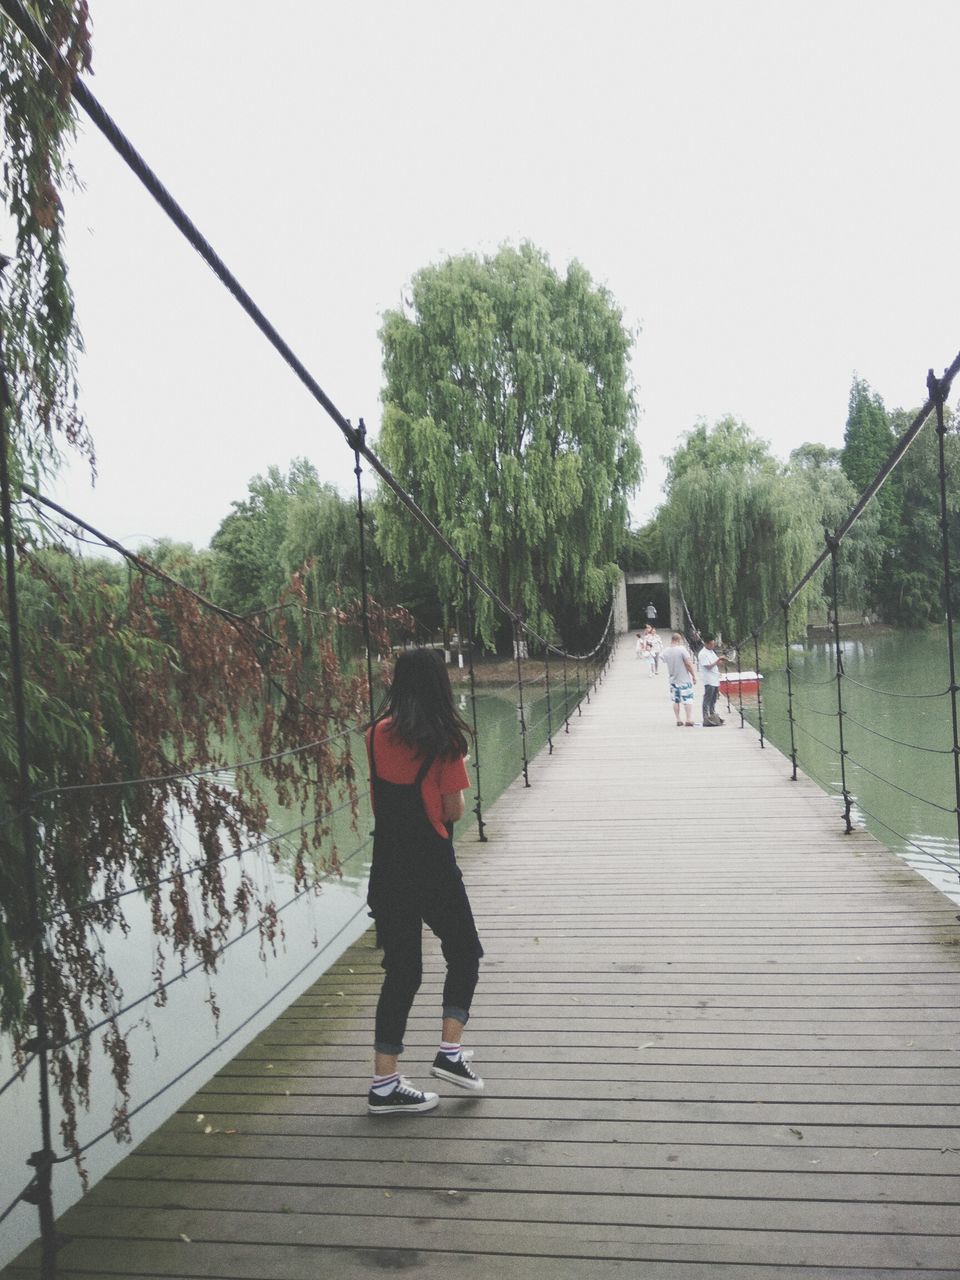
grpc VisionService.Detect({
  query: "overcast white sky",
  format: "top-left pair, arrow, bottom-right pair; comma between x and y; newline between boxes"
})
43,0 -> 960,551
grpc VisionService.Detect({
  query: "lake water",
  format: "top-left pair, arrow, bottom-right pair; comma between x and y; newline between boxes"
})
731,626 -> 960,906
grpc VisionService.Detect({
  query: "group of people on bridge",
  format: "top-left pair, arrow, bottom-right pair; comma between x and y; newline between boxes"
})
637,618 -> 730,728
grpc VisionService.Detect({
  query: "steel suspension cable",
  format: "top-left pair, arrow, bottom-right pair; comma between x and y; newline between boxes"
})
0,0 -> 581,645
6,0 -> 617,681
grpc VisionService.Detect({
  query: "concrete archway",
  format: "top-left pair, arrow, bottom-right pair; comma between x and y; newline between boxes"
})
617,571 -> 681,633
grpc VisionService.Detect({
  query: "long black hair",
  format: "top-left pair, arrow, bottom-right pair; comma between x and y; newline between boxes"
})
375,648 -> 473,760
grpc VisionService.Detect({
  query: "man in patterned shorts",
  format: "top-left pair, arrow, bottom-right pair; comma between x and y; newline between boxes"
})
660,632 -> 697,727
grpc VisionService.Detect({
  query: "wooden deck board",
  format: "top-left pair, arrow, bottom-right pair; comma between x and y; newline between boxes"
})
4,638 -> 960,1278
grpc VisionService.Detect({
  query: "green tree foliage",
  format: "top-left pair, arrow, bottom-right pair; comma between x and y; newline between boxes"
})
618,520 -> 663,574
841,376 -> 901,546
209,459 -> 372,614
839,377 -> 959,624
375,243 -> 642,648
144,538 -> 215,593
210,459 -> 394,622
0,0 -> 94,475
211,461 -> 315,614
876,406 -> 960,625
659,417 -> 820,640
787,442 -> 883,614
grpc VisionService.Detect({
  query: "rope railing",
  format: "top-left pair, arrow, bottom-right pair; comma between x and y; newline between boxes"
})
843,755 -> 958,815
57,886 -> 374,1166
841,713 -> 957,756
45,790 -> 361,926
0,800 -> 374,1101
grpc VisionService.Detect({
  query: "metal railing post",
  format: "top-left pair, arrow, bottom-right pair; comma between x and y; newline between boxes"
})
752,631 -> 766,749
782,600 -> 798,781
514,618 -> 530,787
562,650 -> 570,733
462,561 -> 487,841
929,369 -> 960,866
543,645 -> 554,755
827,533 -> 854,833
734,646 -> 746,727
351,419 -> 376,724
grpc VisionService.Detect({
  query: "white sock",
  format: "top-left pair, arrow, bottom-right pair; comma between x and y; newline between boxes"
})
371,1072 -> 400,1096
438,1040 -> 461,1061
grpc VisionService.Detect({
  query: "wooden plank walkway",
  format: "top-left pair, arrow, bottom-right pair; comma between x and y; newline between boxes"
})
6,637 -> 960,1278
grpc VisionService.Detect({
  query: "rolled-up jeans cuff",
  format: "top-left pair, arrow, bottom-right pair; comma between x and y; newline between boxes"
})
442,1005 -> 469,1025
374,1040 -> 404,1056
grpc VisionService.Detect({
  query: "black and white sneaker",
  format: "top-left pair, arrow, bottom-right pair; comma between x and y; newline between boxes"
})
431,1052 -> 485,1092
367,1077 -> 439,1115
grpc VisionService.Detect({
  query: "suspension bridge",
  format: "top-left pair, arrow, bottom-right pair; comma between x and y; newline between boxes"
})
3,636 -> 959,1278
2,4 -> 960,1275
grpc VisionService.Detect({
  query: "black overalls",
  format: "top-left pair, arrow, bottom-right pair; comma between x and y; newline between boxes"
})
367,720 -> 483,1056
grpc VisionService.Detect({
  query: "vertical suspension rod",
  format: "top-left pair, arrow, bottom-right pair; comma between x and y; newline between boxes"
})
462,561 -> 487,841
752,631 -> 766,749
828,534 -> 854,833
929,369 -> 960,869
562,650 -> 570,733
543,645 -> 554,755
782,600 -> 798,781
514,619 -> 530,787
351,420 -> 375,724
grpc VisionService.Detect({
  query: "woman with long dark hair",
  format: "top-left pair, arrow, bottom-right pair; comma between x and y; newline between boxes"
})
365,647 -> 484,1114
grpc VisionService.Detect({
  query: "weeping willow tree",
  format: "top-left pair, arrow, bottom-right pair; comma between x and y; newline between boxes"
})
375,243 -> 642,649
658,417 -> 820,641
0,0 -> 94,478
787,442 -> 884,616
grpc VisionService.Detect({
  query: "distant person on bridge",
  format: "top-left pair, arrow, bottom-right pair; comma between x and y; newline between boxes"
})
661,632 -> 697,726
698,634 -> 729,726
365,649 -> 485,1115
647,625 -> 662,674
636,623 -> 661,674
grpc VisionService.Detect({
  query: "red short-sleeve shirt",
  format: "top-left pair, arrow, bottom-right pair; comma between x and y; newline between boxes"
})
367,719 -> 470,838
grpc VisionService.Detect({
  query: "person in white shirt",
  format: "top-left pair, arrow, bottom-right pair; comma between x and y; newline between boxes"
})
698,634 -> 729,726
648,628 -> 663,674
